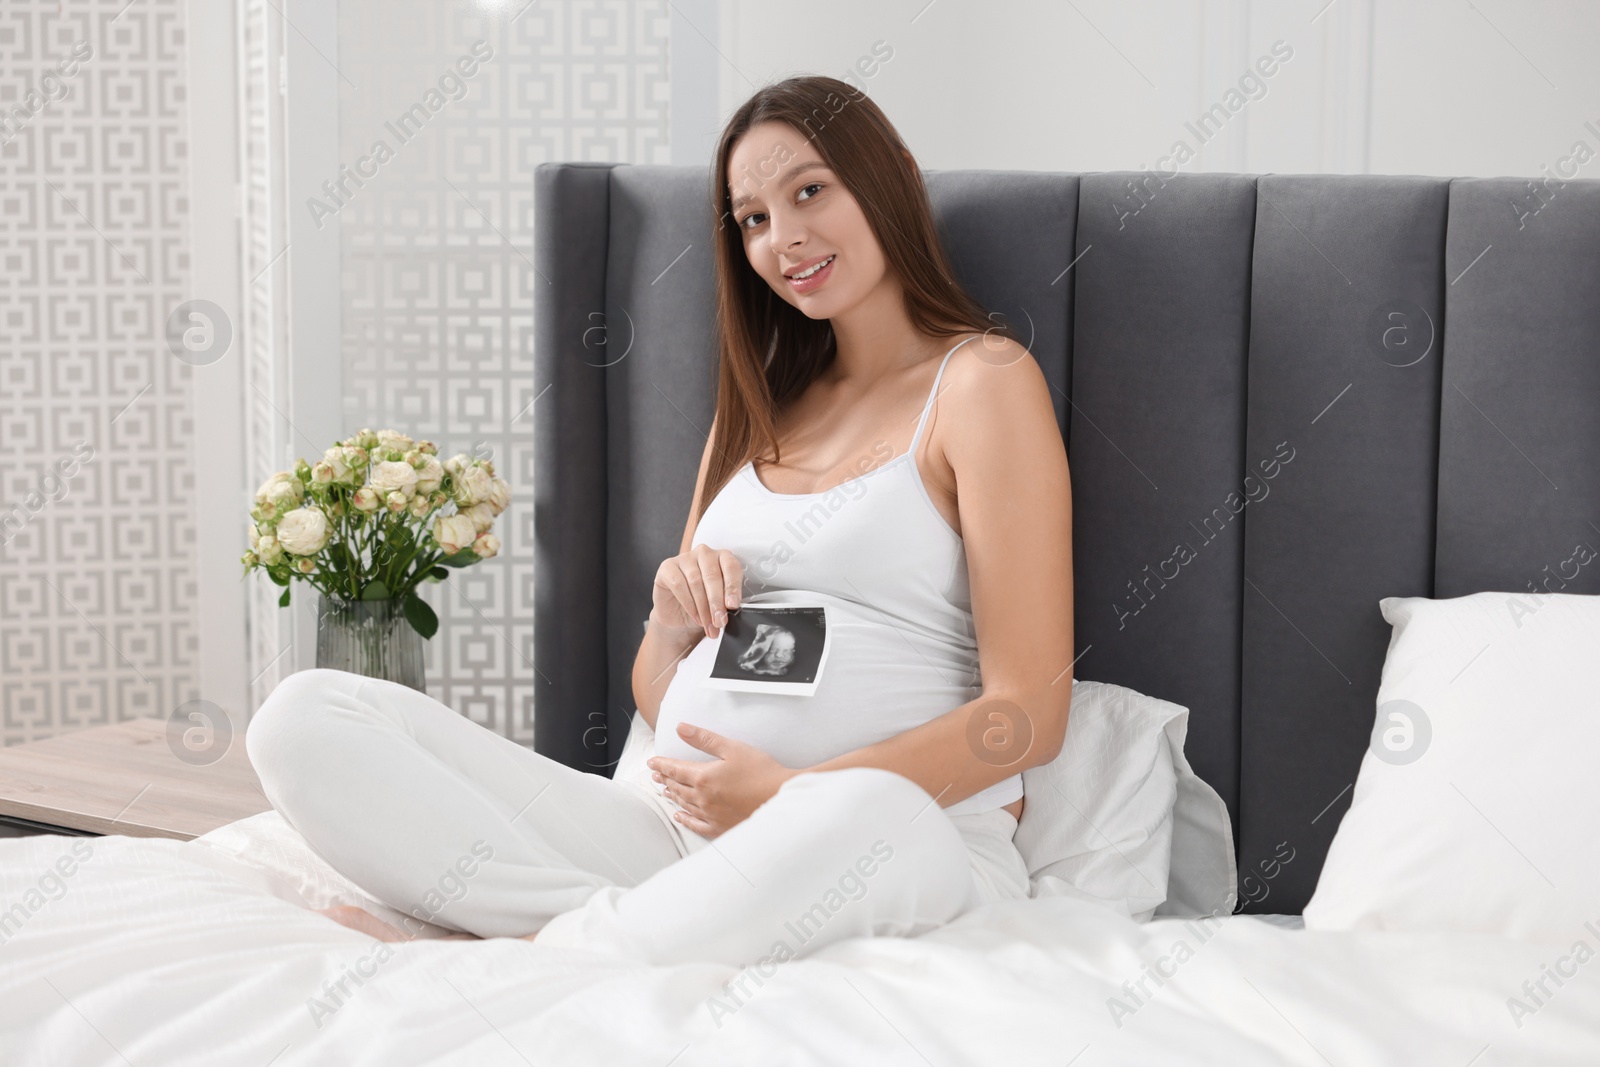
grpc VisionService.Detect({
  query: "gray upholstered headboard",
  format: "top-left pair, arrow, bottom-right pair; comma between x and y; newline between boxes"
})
532,163 -> 1600,914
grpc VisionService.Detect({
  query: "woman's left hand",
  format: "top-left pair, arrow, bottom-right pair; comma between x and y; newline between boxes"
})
648,724 -> 799,838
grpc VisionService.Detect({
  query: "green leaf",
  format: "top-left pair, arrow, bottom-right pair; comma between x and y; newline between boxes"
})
279,587 -> 291,607
437,548 -> 480,568
429,566 -> 449,580
268,569 -> 291,587
377,525 -> 409,565
403,591 -> 439,640
361,578 -> 391,601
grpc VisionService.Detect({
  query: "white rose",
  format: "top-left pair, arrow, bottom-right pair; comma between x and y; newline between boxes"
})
444,453 -> 472,478
454,465 -> 494,507
385,491 -> 408,513
255,471 -> 299,503
352,487 -> 382,513
486,476 -> 511,515
257,535 -> 284,566
414,455 -> 445,495
464,501 -> 496,533
472,532 -> 500,559
276,507 -> 331,555
258,480 -> 302,520
341,446 -> 369,481
408,493 -> 434,520
432,514 -> 478,555
294,557 -> 316,574
369,460 -> 419,498
376,429 -> 414,455
321,446 -> 354,483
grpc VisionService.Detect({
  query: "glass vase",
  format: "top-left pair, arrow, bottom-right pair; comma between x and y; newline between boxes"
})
315,593 -> 426,692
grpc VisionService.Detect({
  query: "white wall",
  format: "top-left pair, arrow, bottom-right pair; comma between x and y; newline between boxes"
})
710,0 -> 1600,178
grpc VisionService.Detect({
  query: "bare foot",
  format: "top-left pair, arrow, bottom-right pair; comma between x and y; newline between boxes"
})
315,904 -> 554,944
315,904 -> 484,942
316,905 -> 412,941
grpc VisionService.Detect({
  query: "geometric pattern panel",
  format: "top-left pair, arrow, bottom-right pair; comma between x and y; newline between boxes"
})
337,0 -> 669,743
0,0 -> 196,745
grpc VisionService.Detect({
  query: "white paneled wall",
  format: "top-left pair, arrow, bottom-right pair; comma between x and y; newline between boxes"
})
330,0 -> 671,742
711,0 -> 1600,178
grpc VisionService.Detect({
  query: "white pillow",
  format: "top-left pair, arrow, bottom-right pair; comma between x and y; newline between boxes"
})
1014,679 -> 1235,922
1304,591 -> 1600,945
1152,702 -> 1238,920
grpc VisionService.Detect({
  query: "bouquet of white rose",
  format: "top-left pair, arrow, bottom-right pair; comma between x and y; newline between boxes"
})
240,427 -> 510,639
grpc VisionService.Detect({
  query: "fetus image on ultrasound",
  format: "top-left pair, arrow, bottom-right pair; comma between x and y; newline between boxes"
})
737,624 -> 797,675
702,603 -> 831,695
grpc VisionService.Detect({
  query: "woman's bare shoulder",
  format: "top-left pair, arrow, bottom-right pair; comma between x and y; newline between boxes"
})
939,332 -> 1057,467
943,332 -> 1046,402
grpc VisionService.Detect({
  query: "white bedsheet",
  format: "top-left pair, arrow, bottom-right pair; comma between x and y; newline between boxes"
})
1,815 -> 1596,1066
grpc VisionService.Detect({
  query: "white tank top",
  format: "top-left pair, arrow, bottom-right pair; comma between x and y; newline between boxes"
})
652,336 -> 1024,816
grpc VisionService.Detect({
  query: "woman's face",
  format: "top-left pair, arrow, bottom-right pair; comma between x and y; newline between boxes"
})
726,120 -> 889,320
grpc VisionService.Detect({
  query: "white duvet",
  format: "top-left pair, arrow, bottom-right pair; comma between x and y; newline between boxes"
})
1,815 -> 1596,1066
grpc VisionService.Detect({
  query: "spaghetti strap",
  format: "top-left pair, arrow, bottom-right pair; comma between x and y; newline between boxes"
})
907,335 -> 974,456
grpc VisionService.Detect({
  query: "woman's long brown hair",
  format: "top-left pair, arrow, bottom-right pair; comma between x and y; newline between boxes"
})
696,74 -> 1010,521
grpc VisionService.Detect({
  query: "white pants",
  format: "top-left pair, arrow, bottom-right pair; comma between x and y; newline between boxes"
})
246,668 -> 1030,968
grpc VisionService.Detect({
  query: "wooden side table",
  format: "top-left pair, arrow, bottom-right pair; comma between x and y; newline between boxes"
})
0,718 -> 272,840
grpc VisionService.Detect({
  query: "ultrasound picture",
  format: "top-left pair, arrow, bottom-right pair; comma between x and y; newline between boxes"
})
700,602 -> 831,696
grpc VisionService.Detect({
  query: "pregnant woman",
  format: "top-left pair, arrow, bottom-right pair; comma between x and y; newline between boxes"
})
247,74 -> 1075,968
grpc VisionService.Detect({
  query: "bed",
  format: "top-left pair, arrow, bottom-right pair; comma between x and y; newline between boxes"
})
3,805 -> 1597,1065
3,167 -> 1599,1064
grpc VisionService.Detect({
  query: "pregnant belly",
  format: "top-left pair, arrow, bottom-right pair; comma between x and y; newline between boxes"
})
652,605 -> 981,771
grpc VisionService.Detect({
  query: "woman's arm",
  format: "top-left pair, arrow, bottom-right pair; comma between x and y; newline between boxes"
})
633,610 -> 703,732
804,336 -> 1076,804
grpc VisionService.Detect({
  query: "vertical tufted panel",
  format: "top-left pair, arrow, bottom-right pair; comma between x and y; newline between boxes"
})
1071,173 -> 1258,830
1239,175 -> 1447,914
923,171 -> 1079,436
602,166 -> 722,771
533,162 -> 619,770
1436,178 -> 1600,600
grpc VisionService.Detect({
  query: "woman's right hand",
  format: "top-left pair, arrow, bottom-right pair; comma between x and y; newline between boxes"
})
652,545 -> 744,641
